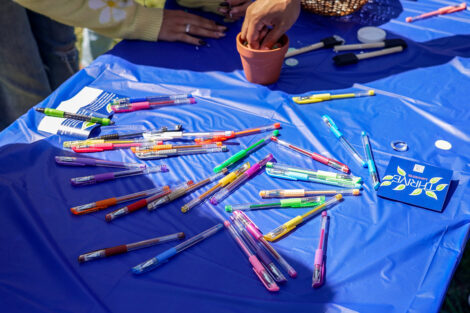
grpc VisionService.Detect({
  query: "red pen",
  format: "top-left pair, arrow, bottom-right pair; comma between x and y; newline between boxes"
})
406,2 -> 466,23
194,134 -> 234,144
104,183 -> 194,222
271,137 -> 350,173
194,123 -> 281,144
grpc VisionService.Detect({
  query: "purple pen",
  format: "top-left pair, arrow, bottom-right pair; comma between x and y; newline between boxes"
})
70,165 -> 168,186
55,156 -> 146,169
210,154 -> 273,205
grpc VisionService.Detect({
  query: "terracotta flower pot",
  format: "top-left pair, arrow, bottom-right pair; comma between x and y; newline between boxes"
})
236,33 -> 289,85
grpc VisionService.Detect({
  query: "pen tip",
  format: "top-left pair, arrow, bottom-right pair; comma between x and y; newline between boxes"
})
35,107 -> 44,113
78,255 -> 85,263
109,121 -> 115,125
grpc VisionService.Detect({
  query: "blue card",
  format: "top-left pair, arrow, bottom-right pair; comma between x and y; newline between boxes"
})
377,156 -> 453,212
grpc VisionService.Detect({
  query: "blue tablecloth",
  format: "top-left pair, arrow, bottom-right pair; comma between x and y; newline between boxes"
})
1,1 -> 469,312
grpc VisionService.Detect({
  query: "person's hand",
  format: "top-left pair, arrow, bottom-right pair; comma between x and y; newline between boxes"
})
241,0 -> 301,50
217,0 -> 253,21
158,10 -> 227,45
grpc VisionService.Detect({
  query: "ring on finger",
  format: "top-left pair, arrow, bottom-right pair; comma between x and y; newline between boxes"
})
185,24 -> 191,34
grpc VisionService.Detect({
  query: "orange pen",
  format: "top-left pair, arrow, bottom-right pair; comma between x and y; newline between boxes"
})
70,186 -> 170,215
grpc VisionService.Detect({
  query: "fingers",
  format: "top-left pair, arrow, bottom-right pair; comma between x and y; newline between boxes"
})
219,0 -> 251,19
229,1 -> 252,20
245,20 -> 266,50
259,26 -> 284,50
258,26 -> 269,44
181,24 -> 225,39
226,0 -> 251,5
185,13 -> 226,33
177,34 -> 207,46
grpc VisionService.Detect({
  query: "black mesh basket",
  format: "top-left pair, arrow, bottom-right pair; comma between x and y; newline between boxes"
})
301,0 -> 369,16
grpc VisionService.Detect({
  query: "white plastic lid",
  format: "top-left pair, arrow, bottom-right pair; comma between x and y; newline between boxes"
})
357,27 -> 387,43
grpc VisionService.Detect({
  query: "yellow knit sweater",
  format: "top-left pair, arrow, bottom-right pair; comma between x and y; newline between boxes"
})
14,0 -> 225,41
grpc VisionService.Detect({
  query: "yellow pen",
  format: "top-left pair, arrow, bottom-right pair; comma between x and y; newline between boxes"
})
263,194 -> 343,241
293,90 -> 374,104
63,138 -> 144,148
181,162 -> 251,213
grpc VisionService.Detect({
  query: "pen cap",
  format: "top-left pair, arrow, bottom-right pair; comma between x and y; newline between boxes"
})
147,165 -> 169,173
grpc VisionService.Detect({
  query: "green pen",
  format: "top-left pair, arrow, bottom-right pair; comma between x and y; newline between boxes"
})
213,130 -> 279,173
35,107 -> 114,126
225,196 -> 325,212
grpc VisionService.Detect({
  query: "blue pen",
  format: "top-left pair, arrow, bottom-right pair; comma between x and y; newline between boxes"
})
266,168 -> 363,189
132,223 -> 223,274
114,94 -> 192,105
361,132 -> 380,190
322,115 -> 367,168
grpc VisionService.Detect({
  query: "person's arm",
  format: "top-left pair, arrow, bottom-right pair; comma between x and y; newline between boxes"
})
14,0 -> 226,44
241,0 -> 301,50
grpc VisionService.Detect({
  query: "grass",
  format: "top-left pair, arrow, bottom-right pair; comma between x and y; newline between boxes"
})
73,26 -> 470,313
441,240 -> 470,313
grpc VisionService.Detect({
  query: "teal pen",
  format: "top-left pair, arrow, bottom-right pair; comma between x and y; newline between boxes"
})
266,162 -> 362,184
361,132 -> 380,190
322,115 -> 367,168
266,168 -> 363,189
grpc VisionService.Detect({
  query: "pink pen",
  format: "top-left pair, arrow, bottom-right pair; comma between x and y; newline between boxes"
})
233,210 -> 297,278
111,98 -> 196,113
312,211 -> 328,288
406,3 -> 466,23
224,221 -> 279,292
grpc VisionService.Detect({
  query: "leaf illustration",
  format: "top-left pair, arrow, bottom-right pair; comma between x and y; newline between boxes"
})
430,177 -> 442,184
436,184 -> 448,191
106,103 -> 113,113
397,166 -> 406,176
393,184 -> 406,191
383,175 -> 394,180
409,188 -> 422,196
426,191 -> 438,200
380,181 -> 392,187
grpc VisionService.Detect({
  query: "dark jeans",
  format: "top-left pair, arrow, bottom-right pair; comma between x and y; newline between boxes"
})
0,1 -> 79,130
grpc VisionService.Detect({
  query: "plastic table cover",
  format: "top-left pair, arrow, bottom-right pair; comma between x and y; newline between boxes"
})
1,1 -> 469,312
